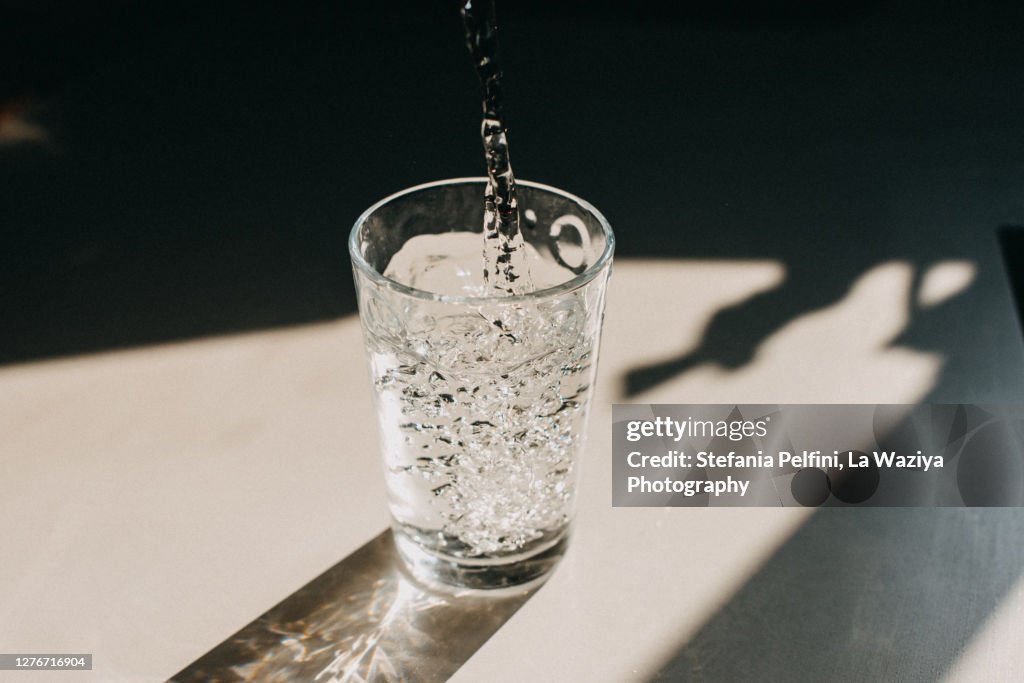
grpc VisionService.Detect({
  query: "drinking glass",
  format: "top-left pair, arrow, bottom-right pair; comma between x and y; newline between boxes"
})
349,178 -> 614,590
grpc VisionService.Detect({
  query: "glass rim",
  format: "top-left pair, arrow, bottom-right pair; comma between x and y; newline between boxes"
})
348,177 -> 615,305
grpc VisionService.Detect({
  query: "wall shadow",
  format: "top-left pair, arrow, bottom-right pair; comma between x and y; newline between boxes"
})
1,2 -> 470,364
2,2 -> 1021,400
649,508 -> 1024,682
168,529 -> 539,682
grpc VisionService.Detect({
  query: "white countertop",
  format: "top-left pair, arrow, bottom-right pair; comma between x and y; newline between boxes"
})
2,258 -> 1023,682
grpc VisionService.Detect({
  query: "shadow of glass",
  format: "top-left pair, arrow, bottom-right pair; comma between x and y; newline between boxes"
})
168,530 -> 539,682
647,508 -> 1024,682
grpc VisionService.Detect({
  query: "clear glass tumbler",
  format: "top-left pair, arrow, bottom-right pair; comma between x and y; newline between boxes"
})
349,178 -> 614,590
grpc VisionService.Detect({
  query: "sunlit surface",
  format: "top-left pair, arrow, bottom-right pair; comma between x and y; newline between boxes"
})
0,321 -> 388,682
917,260 -> 978,309
612,260 -> 948,404
0,258 -> 1020,682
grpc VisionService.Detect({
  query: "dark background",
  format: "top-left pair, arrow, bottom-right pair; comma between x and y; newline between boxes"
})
2,0 -> 1023,399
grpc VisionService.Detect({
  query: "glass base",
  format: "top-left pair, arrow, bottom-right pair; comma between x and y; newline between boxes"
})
393,527 -> 570,592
